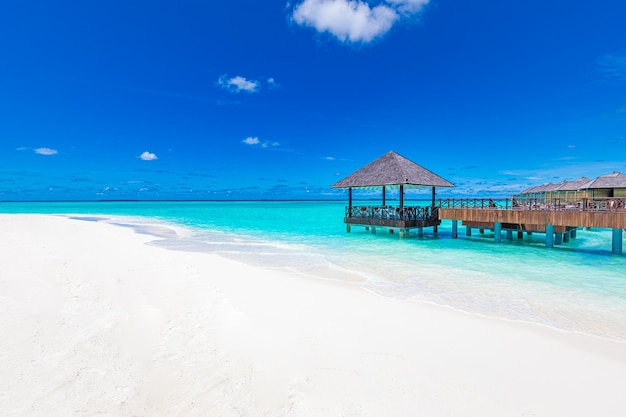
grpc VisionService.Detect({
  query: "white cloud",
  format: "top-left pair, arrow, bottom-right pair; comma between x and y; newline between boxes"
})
243,137 -> 260,145
292,0 -> 399,43
243,137 -> 280,148
385,0 -> 429,14
139,151 -> 158,161
34,147 -> 58,156
218,75 -> 260,93
16,147 -> 28,151
267,77 -> 280,89
292,0 -> 429,43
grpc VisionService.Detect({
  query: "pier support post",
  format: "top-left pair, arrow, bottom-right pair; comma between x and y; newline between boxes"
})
466,226 -> 472,237
370,226 -> 376,235
563,231 -> 570,242
555,232 -> 563,245
494,222 -> 502,243
506,229 -> 513,241
571,229 -> 577,238
451,220 -> 458,238
612,228 -> 623,255
546,224 -> 554,248
433,225 -> 438,235
480,228 -> 485,234
418,227 -> 423,237
346,224 -> 351,233
400,229 -> 407,238
517,231 -> 523,239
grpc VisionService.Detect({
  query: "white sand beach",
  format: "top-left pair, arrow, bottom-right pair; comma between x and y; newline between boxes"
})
1,214 -> 626,417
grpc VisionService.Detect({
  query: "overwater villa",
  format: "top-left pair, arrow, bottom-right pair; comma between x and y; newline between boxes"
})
514,172 -> 626,202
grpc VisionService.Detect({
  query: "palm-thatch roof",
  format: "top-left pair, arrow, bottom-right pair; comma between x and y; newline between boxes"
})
331,151 -> 454,189
555,177 -> 592,191
580,172 -> 626,189
519,172 -> 626,195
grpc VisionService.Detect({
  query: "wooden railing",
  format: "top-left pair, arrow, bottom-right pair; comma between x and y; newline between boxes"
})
346,205 -> 439,221
437,198 -> 626,213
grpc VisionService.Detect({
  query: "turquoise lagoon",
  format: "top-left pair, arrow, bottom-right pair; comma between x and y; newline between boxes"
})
2,200 -> 625,341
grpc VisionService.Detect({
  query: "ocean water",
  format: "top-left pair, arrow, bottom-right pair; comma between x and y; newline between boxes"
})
2,200 -> 625,341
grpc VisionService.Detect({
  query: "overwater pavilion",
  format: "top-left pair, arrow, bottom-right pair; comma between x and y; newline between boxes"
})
332,151 -> 454,237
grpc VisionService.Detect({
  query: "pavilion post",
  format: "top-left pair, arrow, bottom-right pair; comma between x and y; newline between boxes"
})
348,188 -> 352,209
382,186 -> 386,206
431,186 -> 436,207
400,185 -> 404,208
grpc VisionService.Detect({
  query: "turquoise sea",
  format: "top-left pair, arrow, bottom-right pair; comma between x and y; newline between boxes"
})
2,200 -> 625,341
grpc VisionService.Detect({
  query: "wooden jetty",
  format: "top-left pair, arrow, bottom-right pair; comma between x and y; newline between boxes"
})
438,198 -> 626,255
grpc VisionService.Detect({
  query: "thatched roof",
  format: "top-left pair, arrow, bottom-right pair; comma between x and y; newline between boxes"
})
331,151 -> 454,189
520,185 -> 543,194
555,177 -> 592,191
519,172 -> 626,195
539,182 -> 561,192
581,172 -> 626,189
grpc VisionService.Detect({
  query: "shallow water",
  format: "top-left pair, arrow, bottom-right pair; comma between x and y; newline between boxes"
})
2,200 -> 625,341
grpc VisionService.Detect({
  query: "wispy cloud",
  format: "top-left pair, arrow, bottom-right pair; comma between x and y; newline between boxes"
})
267,77 -> 280,89
291,0 -> 429,43
242,136 -> 280,148
598,52 -> 626,82
386,0 -> 430,14
139,151 -> 158,161
218,75 -> 260,93
243,137 -> 260,145
34,147 -> 58,156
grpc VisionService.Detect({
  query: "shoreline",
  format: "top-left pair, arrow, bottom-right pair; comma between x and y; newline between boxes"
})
35,214 -> 626,343
2,214 -> 626,416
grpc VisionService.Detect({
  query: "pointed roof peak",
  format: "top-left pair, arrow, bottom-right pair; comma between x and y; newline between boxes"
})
331,150 -> 454,189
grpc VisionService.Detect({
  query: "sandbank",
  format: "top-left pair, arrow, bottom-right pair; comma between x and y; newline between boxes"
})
1,214 -> 625,416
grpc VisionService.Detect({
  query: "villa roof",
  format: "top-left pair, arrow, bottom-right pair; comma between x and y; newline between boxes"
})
520,185 -> 542,194
555,177 -> 592,191
331,151 -> 454,189
580,172 -> 626,189
519,172 -> 626,195
525,182 -> 558,193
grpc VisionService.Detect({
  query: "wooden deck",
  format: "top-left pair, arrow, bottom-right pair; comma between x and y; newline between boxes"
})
343,205 -> 440,231
437,198 -> 626,229
341,198 -> 625,254
436,198 -> 625,254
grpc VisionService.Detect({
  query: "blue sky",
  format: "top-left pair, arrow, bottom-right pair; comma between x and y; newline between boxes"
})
1,0 -> 625,201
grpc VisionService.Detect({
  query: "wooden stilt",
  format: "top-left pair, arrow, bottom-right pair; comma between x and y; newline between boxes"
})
612,228 -> 623,255
546,224 -> 554,248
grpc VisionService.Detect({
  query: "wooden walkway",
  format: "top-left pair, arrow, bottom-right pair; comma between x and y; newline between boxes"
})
341,197 -> 626,254
437,198 -> 626,255
438,198 -> 626,229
